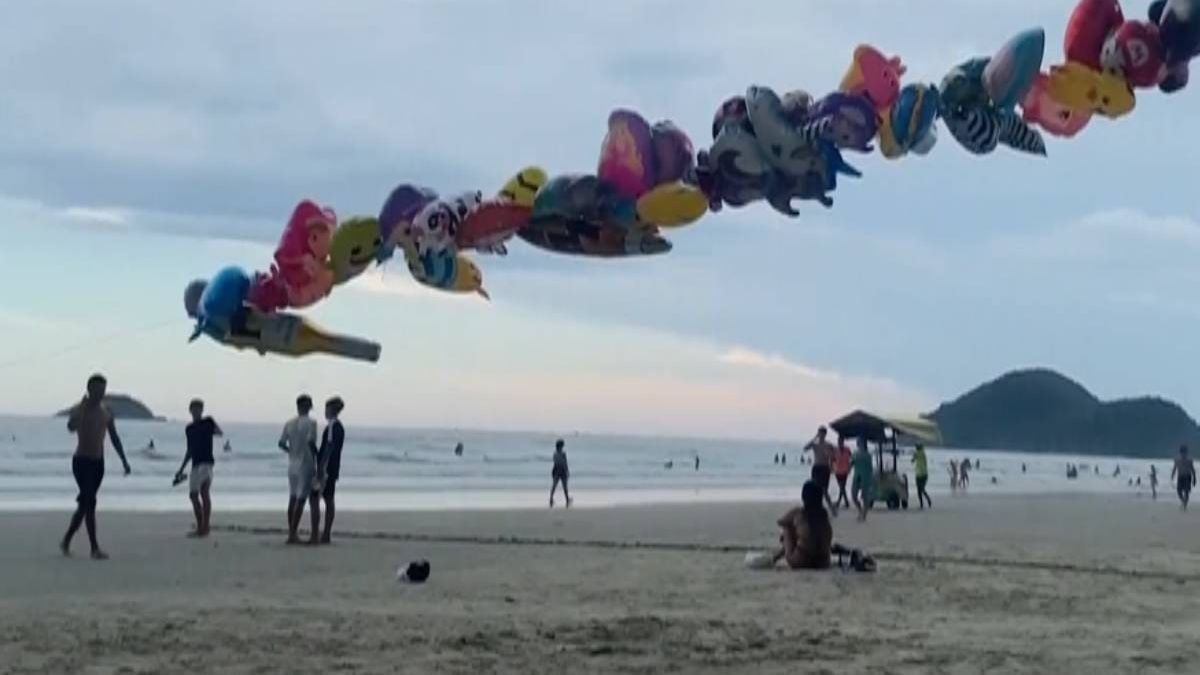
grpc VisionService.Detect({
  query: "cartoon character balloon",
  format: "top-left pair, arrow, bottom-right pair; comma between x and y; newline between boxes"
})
329,217 -> 382,285
1149,0 -> 1200,92
840,44 -> 906,111
272,200 -> 336,308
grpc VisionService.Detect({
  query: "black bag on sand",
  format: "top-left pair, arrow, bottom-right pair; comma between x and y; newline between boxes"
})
832,544 -> 877,573
399,560 -> 431,583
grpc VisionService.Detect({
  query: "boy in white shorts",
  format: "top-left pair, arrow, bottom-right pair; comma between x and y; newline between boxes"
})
175,399 -> 223,537
279,395 -> 319,544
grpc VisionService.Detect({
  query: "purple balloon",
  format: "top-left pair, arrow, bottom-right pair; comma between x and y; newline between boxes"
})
649,121 -> 695,185
378,184 -> 438,261
809,92 -> 879,152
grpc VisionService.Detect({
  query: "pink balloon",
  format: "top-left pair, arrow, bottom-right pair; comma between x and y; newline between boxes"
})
1021,73 -> 1093,138
597,109 -> 655,200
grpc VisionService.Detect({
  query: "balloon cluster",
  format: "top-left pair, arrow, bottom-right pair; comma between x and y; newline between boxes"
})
182,0 -> 1200,362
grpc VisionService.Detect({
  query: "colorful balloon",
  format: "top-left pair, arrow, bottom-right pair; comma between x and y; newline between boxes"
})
272,200 -> 336,308
840,44 -> 906,111
1020,73 -> 1094,137
809,92 -> 878,152
635,182 -> 708,228
519,219 -> 671,257
456,200 -> 532,254
377,184 -> 437,262
1101,20 -> 1167,87
984,28 -> 1046,110
329,216 -> 382,285
498,167 -> 549,208
1046,61 -> 1136,117
597,109 -> 656,200
1149,0 -> 1200,92
189,267 -> 250,341
1065,0 -> 1125,70
878,83 -> 941,159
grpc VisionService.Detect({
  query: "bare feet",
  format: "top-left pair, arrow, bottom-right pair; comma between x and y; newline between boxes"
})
60,540 -> 70,557
90,549 -> 109,561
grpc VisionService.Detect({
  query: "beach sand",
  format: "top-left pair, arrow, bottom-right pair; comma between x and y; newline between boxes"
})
3,494 -> 1199,674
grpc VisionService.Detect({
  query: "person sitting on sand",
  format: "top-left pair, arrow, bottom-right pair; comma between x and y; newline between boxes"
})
850,438 -> 874,522
279,395 -> 320,545
771,480 -> 833,570
550,439 -> 572,508
61,373 -> 130,560
1171,446 -> 1195,510
175,399 -> 223,537
833,440 -> 852,510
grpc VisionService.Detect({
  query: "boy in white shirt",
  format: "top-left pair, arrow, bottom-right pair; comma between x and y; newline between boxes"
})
279,395 -> 319,544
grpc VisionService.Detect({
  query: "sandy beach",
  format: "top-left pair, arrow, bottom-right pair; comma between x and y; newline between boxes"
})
3,494 -> 1200,674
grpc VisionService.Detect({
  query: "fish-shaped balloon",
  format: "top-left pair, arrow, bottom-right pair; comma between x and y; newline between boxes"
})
878,83 -> 941,159
984,28 -> 1046,110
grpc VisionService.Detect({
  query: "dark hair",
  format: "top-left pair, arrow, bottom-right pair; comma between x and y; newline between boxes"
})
555,439 -> 564,450
87,373 -> 106,387
326,396 -> 344,413
817,426 -> 827,434
297,395 -> 313,411
801,480 -> 829,531
189,399 -> 204,409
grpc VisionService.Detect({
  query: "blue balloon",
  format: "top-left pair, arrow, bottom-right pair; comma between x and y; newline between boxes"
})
191,267 -> 250,341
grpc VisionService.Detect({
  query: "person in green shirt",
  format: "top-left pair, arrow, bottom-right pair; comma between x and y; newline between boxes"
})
912,444 -> 932,509
850,438 -> 875,522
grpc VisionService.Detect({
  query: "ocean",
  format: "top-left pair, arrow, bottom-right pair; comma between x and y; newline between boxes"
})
0,414 -> 1167,511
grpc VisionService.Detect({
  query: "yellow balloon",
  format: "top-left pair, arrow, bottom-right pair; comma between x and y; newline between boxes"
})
328,216 -> 381,285
635,181 -> 708,228
497,166 -> 548,208
1046,62 -> 1134,119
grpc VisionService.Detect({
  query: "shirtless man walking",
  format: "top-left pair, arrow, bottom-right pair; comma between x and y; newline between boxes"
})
803,426 -> 839,516
61,374 -> 130,559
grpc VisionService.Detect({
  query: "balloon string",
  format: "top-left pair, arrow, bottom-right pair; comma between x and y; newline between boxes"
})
0,318 -> 177,371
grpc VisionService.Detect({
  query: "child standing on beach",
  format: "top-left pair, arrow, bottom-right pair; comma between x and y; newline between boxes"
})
1171,446 -> 1195,510
317,397 -> 345,544
279,395 -> 319,544
175,399 -> 222,537
61,374 -> 130,560
550,439 -> 572,508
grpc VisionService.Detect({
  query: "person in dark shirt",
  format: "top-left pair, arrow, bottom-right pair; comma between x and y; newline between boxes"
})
317,397 -> 345,544
175,399 -> 223,537
550,439 -> 572,508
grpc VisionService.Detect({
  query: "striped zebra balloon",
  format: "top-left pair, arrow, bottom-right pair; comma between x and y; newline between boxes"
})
943,108 -> 1047,156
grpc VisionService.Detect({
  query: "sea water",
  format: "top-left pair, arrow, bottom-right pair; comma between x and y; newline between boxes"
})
0,415 -> 1168,511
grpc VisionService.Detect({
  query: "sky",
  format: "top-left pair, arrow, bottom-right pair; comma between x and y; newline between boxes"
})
1,0 -> 1197,440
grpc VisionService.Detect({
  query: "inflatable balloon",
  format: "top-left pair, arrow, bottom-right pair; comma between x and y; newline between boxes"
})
649,121 -> 695,184
1021,73 -> 1094,137
808,92 -> 878,153
377,184 -> 437,262
456,199 -> 532,254
1046,61 -> 1135,117
183,279 -> 206,319
1065,0 -> 1125,70
597,109 -> 656,200
635,182 -> 708,228
840,44 -> 906,111
221,311 -> 381,362
1149,0 -> 1200,92
409,191 -> 482,255
878,83 -> 941,159
189,267 -> 250,341
273,200 -> 336,308
940,36 -> 1047,157
518,218 -> 671,257
329,217 -> 382,285
400,242 -> 489,298
1101,20 -> 1167,88
984,28 -> 1046,109
498,167 -> 549,208
532,174 -> 632,226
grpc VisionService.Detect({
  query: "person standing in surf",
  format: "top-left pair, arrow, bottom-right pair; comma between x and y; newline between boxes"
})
61,374 -> 131,559
1171,445 -> 1195,510
550,439 -> 572,508
1150,464 -> 1158,500
317,397 -> 345,544
174,399 -> 223,537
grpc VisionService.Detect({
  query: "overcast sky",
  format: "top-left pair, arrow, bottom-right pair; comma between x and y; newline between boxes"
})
1,0 -> 1197,440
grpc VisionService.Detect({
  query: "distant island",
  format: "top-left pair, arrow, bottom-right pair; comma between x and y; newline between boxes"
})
930,369 -> 1200,458
55,394 -> 160,421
